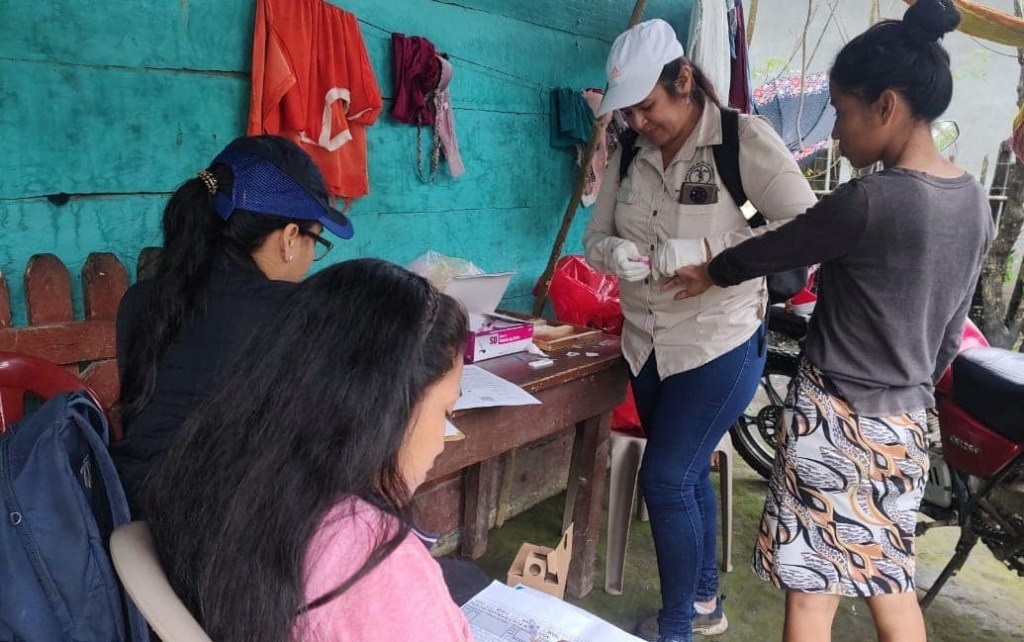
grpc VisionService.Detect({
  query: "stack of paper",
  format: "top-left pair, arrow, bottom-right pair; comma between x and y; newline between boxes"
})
462,581 -> 643,642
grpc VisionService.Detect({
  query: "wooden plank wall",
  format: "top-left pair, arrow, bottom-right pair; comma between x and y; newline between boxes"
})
0,0 -> 693,542
0,0 -> 693,325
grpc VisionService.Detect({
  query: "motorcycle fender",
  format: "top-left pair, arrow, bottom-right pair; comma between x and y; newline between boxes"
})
938,396 -> 1021,478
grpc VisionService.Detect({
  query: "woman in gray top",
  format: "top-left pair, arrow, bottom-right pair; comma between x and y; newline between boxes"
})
672,1 -> 993,641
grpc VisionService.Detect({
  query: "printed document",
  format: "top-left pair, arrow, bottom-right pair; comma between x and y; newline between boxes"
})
454,365 -> 541,412
462,581 -> 643,642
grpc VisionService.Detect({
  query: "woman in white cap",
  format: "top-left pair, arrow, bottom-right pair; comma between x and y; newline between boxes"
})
584,18 -> 816,642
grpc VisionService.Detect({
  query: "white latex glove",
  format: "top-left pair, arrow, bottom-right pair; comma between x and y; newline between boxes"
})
607,239 -> 651,283
652,239 -> 707,281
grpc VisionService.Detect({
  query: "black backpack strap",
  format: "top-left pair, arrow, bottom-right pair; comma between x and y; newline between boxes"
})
712,109 -> 767,228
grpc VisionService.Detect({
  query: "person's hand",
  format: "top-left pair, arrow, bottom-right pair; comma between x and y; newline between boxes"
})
661,264 -> 714,300
608,239 -> 651,282
652,239 -> 707,280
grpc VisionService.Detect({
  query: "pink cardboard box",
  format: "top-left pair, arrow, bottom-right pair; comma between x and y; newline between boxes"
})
443,273 -> 534,363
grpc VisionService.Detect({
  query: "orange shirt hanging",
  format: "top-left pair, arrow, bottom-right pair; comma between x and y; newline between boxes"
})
248,0 -> 382,198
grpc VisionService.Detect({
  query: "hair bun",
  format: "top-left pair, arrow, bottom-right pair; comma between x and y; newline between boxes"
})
904,0 -> 961,46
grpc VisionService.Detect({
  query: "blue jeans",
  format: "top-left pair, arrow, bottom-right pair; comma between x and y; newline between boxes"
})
632,326 -> 765,640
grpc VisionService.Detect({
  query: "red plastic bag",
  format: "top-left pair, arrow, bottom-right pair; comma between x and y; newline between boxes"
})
610,383 -> 643,435
541,256 -> 641,433
544,256 -> 623,335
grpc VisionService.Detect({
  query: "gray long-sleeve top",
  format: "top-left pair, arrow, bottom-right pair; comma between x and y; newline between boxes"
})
709,167 -> 994,416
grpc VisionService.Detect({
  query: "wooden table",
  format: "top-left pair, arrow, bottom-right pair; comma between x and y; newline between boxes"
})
425,336 -> 627,598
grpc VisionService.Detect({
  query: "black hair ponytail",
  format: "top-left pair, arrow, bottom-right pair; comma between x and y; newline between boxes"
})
118,170 -> 227,424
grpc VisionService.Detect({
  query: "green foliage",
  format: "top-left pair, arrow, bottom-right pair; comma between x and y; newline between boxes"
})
752,56 -> 793,86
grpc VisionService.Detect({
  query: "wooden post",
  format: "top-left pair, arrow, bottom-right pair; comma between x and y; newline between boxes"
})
531,0 -> 649,317
0,273 -> 10,330
747,0 -> 759,47
461,459 -> 499,559
494,449 -> 517,527
565,410 -> 612,598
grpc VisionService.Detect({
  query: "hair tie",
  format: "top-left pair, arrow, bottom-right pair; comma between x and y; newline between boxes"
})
196,170 -> 218,195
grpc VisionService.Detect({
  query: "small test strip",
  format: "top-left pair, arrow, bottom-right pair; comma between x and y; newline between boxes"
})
527,358 -> 555,369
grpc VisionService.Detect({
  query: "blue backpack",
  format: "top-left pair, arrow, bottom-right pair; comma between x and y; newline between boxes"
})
0,391 -> 149,642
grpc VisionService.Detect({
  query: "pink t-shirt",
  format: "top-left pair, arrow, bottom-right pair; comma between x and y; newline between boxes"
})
293,498 -> 475,642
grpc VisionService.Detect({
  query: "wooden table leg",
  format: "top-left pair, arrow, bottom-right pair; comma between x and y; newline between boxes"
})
495,449 -> 518,528
562,429 -> 585,533
565,410 -> 612,599
461,458 -> 498,559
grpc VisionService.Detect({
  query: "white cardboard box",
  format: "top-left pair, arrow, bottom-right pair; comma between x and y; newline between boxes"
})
443,273 -> 534,363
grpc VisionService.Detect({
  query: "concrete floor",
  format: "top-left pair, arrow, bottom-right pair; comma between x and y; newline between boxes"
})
475,459 -> 1024,641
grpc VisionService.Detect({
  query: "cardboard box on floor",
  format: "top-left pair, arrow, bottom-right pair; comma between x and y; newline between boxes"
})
506,523 -> 574,599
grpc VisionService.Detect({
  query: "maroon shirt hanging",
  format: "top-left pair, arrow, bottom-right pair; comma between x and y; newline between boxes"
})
391,33 -> 442,126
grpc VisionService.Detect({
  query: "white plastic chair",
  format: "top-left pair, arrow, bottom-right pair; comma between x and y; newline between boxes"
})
604,432 -> 735,595
109,522 -> 214,642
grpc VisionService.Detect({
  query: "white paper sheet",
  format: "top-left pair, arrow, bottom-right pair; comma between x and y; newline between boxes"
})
454,365 -> 542,412
444,419 -> 464,441
462,581 -> 643,642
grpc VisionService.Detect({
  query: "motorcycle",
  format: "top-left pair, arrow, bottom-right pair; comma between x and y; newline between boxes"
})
728,308 -> 1024,605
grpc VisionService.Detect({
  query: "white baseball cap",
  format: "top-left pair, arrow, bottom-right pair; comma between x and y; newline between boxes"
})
597,19 -> 685,117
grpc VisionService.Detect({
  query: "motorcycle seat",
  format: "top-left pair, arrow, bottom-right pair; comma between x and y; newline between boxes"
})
951,347 -> 1024,444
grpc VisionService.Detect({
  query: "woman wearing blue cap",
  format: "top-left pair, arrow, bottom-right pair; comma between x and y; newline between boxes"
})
584,18 -> 817,642
112,135 -> 351,518
115,135 -> 492,610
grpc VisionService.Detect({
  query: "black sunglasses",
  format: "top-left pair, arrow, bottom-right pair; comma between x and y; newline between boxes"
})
301,229 -> 333,262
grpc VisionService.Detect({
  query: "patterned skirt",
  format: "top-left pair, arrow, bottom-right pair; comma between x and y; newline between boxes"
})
753,359 -> 929,597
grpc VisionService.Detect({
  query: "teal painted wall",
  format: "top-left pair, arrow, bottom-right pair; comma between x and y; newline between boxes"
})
0,0 -> 692,326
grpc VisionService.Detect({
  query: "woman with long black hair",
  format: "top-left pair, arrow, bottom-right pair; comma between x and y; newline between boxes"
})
113,135 -> 349,516
146,259 -> 472,642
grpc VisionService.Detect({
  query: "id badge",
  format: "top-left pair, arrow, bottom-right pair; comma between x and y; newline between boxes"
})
678,182 -> 719,205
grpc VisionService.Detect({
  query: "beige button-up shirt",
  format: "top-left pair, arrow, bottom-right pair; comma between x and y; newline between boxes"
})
584,103 -> 818,379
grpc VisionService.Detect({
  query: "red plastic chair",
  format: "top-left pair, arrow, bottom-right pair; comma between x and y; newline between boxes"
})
0,352 -> 100,433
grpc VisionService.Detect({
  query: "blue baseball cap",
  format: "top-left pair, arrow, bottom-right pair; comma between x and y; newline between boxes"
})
209,139 -> 354,239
